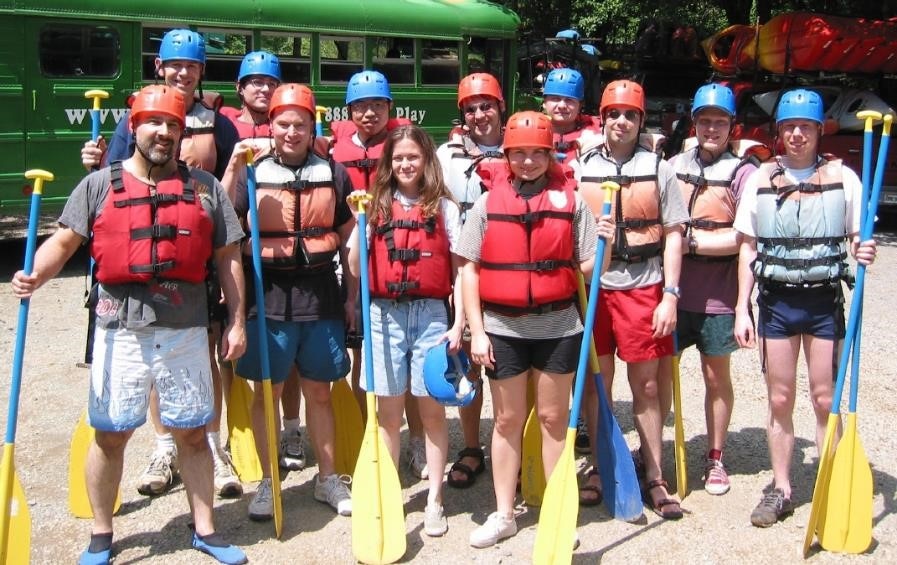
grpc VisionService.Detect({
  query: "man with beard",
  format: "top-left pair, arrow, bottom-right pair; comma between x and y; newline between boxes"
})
13,85 -> 248,565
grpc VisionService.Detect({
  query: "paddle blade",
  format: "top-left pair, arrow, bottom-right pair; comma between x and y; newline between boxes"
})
352,394 -> 406,564
6,470 -> 30,565
803,413 -> 840,556
226,375 -> 262,483
521,407 -> 546,506
68,412 -> 121,518
671,355 -> 688,499
332,378 -> 364,476
594,377 -> 643,522
819,414 -> 873,554
260,380 -> 283,538
533,428 -> 578,565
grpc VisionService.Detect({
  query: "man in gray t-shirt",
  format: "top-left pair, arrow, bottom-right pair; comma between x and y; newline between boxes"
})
12,86 -> 248,564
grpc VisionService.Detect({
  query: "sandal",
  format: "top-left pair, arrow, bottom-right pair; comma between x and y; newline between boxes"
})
579,468 -> 603,507
643,479 -> 683,520
447,447 -> 486,489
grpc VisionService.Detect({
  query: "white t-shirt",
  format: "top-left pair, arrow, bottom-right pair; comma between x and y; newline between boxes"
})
733,160 -> 863,238
436,139 -> 501,217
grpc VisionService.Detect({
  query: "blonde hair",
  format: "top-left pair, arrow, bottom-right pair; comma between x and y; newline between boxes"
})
369,125 -> 455,225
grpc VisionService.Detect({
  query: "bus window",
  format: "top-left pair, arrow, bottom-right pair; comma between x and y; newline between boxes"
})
39,24 -> 120,77
468,37 -> 505,84
373,38 -> 414,85
199,29 -> 250,82
421,40 -> 459,85
261,33 -> 311,83
320,36 -> 364,83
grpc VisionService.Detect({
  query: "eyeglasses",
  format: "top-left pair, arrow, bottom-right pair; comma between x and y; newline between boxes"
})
351,100 -> 389,113
463,102 -> 495,115
246,77 -> 279,90
606,108 -> 641,122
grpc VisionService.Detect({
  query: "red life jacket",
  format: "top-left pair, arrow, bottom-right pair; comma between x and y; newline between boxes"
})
91,161 -> 213,284
329,118 -> 412,190
479,164 -> 577,313
552,114 -> 602,166
220,106 -> 272,140
369,201 -> 452,299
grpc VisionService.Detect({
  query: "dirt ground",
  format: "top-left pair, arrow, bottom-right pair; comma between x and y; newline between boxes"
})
0,232 -> 895,565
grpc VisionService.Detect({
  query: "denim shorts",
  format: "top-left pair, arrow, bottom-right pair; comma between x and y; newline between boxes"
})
236,318 -> 350,384
88,326 -> 213,432
365,297 -> 449,397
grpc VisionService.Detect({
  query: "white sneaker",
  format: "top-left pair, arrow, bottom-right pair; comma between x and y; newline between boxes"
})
248,478 -> 273,521
424,503 -> 448,537
136,450 -> 179,496
214,455 -> 243,499
407,437 -> 429,480
314,474 -> 352,516
279,429 -> 306,470
469,512 -> 517,548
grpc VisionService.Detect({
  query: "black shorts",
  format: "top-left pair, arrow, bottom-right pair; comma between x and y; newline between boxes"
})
485,332 -> 581,379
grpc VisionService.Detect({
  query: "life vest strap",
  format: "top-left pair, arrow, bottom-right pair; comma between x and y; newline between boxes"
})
482,298 -> 574,317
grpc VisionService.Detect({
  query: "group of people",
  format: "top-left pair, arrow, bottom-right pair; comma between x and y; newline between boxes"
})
10,27 -> 878,564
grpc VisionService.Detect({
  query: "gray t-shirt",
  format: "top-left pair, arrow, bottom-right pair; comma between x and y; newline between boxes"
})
60,164 -> 244,330
579,146 -> 688,290
455,185 -> 598,340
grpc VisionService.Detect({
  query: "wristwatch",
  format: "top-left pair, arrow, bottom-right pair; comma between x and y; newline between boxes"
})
663,286 -> 681,299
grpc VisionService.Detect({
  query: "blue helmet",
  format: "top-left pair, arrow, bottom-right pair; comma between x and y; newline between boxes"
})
159,29 -> 206,64
692,83 -> 736,118
345,70 -> 392,105
555,29 -> 580,40
543,68 -> 585,101
423,342 -> 476,407
776,89 -> 824,124
238,51 -> 282,82
581,44 -> 598,56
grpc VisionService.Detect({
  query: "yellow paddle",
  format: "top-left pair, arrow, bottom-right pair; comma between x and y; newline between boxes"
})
245,151 -> 282,537
332,377 -> 364,476
68,411 -> 122,518
533,181 -> 618,564
671,337 -> 688,499
226,373 -> 262,482
521,378 -> 546,506
817,112 -> 889,554
0,170 -> 53,563
349,191 -> 406,564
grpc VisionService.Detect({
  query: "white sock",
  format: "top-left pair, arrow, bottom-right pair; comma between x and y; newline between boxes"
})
283,418 -> 301,435
155,433 -> 175,455
206,432 -> 225,465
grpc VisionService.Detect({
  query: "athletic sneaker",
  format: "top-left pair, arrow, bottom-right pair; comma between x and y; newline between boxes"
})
248,478 -> 274,521
469,512 -> 518,548
279,429 -> 306,471
314,474 -> 352,516
574,417 -> 590,455
191,531 -> 248,565
703,458 -> 731,496
214,457 -> 243,499
136,450 -> 178,496
750,488 -> 793,527
407,437 -> 429,480
424,503 -> 448,537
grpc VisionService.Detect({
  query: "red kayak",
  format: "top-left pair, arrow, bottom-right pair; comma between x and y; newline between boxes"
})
702,24 -> 758,75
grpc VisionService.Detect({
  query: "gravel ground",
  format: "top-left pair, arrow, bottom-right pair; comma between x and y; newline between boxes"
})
0,231 -> 895,565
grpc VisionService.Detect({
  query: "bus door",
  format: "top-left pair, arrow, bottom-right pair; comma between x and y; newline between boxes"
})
21,18 -> 135,212
0,16 -> 26,213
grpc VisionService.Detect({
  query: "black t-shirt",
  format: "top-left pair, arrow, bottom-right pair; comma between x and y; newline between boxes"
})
234,156 -> 354,322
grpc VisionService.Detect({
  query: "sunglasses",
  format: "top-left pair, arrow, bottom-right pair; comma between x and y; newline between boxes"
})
463,102 -> 495,115
606,108 -> 641,122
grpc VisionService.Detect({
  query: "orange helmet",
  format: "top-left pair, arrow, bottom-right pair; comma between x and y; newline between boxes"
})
599,80 -> 645,116
129,85 -> 186,128
457,73 -> 504,108
503,111 -> 552,150
269,83 -> 316,119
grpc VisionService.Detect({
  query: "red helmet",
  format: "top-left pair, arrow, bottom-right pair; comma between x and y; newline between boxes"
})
600,80 -> 645,116
129,85 -> 186,128
269,83 -> 316,119
503,111 -> 552,150
457,73 -> 504,108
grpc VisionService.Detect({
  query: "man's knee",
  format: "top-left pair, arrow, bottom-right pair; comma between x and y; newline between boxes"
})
94,430 -> 133,453
170,427 -> 208,453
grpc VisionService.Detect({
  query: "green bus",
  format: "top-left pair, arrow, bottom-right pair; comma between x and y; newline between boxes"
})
0,0 -> 520,231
